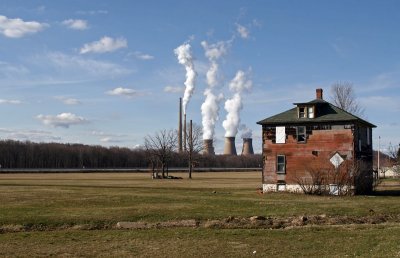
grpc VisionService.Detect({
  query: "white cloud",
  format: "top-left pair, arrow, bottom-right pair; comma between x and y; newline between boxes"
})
91,130 -> 126,137
0,61 -> 29,77
0,15 -> 48,38
55,96 -> 81,105
80,36 -> 127,54
100,137 -> 122,143
76,10 -> 108,15
0,128 -> 61,142
236,23 -> 249,39
62,19 -> 88,30
37,113 -> 88,128
133,51 -> 154,60
0,99 -> 22,104
164,86 -> 183,93
45,51 -> 132,76
106,87 -> 140,98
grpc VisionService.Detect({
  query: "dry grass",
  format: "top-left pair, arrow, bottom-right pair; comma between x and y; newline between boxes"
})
1,172 -> 400,257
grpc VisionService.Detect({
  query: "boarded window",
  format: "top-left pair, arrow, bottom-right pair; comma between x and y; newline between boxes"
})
276,126 -> 286,144
307,107 -> 314,118
277,155 -> 286,173
297,126 -> 306,143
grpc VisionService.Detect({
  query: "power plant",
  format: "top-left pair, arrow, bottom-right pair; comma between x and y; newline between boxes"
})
223,137 -> 237,155
241,138 -> 254,156
177,98 -> 254,156
203,139 -> 215,155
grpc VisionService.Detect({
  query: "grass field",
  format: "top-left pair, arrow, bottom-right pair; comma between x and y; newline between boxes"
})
1,172 -> 400,257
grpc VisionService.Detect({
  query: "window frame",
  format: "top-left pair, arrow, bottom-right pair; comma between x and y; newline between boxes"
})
298,107 -> 306,118
297,126 -> 307,143
276,155 -> 286,174
307,106 -> 314,118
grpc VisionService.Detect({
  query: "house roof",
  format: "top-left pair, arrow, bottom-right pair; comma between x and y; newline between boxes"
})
257,98 -> 376,128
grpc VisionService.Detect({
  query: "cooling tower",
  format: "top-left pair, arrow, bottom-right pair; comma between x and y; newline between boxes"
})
223,137 -> 237,155
241,138 -> 254,156
203,139 -> 215,155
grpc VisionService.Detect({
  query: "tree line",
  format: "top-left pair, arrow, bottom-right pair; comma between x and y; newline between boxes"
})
0,140 -> 261,169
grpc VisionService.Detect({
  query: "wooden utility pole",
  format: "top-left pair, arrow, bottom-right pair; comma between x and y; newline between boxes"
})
188,119 -> 193,179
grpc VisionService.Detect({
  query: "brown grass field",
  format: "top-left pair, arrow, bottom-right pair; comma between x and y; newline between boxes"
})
1,172 -> 400,257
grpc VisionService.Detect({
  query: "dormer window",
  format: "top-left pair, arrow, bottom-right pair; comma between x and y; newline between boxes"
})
308,107 -> 314,118
298,106 -> 315,118
299,107 -> 306,118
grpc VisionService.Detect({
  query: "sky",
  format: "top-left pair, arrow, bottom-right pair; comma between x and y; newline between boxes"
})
0,0 -> 399,154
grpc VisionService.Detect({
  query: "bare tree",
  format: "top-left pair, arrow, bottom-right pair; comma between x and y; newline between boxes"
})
144,129 -> 177,178
387,143 -> 400,177
330,82 -> 365,117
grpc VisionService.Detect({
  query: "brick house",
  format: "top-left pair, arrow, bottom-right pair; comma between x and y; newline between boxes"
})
257,89 -> 376,194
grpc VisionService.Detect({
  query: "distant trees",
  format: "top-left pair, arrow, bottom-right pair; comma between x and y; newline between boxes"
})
0,139 -> 261,170
0,140 -> 147,169
330,82 -> 364,117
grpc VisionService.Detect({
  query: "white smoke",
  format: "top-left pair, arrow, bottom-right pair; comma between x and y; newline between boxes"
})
201,89 -> 223,140
239,124 -> 252,139
222,70 -> 252,137
200,41 -> 228,140
174,43 -> 196,114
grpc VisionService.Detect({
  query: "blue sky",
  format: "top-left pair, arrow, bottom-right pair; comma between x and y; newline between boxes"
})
0,0 -> 399,154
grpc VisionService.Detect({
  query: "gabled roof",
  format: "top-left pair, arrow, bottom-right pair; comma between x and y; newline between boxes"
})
257,98 -> 376,128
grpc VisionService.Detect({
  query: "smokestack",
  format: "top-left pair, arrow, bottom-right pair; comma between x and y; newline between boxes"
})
183,114 -> 187,151
223,137 -> 237,155
316,88 -> 323,100
203,139 -> 215,155
241,138 -> 254,156
178,98 -> 183,153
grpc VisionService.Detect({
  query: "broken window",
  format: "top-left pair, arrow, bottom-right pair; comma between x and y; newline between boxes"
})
299,107 -> 306,118
277,155 -> 286,173
276,126 -> 286,144
297,126 -> 306,143
307,107 -> 314,118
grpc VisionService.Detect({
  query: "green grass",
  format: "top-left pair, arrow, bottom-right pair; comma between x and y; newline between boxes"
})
1,172 -> 400,257
1,225 -> 400,257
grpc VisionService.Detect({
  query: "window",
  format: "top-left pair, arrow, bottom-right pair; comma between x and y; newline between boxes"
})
307,107 -> 314,118
277,183 -> 286,191
276,126 -> 286,144
299,107 -> 306,118
297,126 -> 306,143
277,155 -> 285,173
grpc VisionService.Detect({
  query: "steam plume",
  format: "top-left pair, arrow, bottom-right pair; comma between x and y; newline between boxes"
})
200,41 -> 227,140
239,124 -> 252,139
174,43 -> 196,114
222,70 -> 252,137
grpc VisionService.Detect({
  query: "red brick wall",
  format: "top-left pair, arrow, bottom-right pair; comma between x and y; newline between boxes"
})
263,128 -> 354,184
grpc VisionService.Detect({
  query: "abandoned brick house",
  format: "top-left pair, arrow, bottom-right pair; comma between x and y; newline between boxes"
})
257,88 -> 376,194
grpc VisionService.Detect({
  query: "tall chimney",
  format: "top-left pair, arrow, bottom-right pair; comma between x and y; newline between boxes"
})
178,98 -> 183,153
183,114 -> 187,151
241,138 -> 254,156
316,88 -> 323,100
203,139 -> 215,155
223,137 -> 237,155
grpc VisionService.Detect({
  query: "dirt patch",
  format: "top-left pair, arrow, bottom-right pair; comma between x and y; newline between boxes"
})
1,215 -> 399,234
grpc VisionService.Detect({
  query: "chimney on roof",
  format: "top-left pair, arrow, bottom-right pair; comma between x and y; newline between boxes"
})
316,88 -> 323,100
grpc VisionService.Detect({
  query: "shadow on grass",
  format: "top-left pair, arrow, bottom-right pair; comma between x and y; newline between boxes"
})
373,189 -> 400,196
